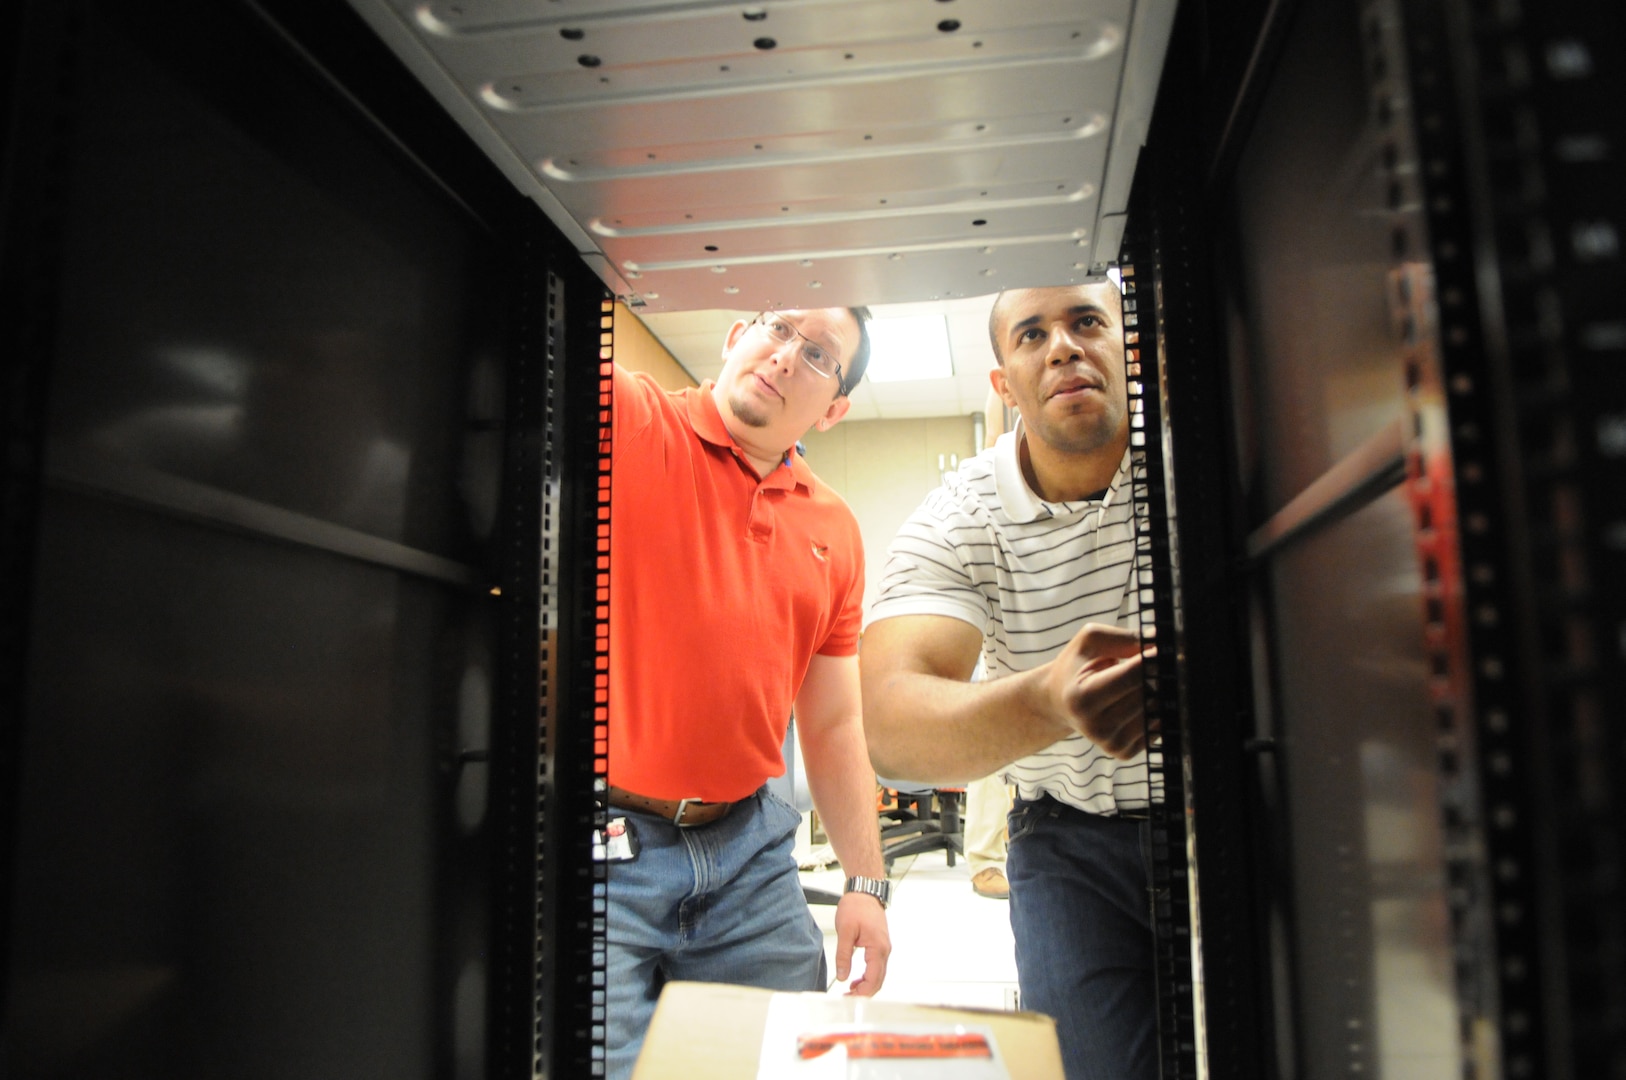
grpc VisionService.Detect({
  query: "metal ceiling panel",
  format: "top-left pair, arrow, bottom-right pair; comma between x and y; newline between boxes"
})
348,0 -> 1176,313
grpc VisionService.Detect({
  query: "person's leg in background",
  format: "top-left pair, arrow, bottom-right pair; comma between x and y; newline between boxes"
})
964,772 -> 1011,898
1005,797 -> 1157,1080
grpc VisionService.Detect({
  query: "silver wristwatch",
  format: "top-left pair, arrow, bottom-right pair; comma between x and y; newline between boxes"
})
843,875 -> 892,908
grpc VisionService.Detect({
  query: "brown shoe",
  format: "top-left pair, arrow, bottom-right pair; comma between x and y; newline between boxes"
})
971,867 -> 1009,900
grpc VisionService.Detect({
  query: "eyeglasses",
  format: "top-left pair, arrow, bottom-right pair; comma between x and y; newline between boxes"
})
750,313 -> 845,386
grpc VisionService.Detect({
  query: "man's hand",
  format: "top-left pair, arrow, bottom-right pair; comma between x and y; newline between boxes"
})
833,892 -> 891,996
1044,623 -> 1150,760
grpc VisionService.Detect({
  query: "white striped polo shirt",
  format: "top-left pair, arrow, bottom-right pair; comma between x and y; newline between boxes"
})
868,424 -> 1161,816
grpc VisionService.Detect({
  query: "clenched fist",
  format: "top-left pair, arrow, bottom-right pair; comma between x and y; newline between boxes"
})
1042,623 -> 1153,760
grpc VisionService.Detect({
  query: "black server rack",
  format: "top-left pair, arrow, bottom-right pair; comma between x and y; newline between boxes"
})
1139,0 -> 1625,1076
3,0 -> 1621,1078
0,1 -> 612,1075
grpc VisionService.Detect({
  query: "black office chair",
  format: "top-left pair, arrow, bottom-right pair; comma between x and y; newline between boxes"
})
877,781 -> 965,874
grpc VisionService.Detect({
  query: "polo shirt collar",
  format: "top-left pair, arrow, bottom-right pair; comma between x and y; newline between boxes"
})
688,381 -> 811,492
993,417 -> 1131,522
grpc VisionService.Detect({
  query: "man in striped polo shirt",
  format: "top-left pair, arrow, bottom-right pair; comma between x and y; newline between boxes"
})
861,280 -> 1156,1080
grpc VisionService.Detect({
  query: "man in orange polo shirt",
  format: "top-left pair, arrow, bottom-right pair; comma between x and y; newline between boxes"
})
605,307 -> 892,1079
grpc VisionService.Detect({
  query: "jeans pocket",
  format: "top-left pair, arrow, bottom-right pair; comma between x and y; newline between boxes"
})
1007,802 -> 1042,845
757,786 -> 804,840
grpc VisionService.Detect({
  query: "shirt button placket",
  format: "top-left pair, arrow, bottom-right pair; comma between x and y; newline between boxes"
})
748,488 -> 774,541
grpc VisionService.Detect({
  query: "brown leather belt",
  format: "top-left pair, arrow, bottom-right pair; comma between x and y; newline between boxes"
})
608,786 -> 737,827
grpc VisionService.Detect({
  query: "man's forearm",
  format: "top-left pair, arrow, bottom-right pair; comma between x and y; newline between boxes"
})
863,665 -> 1071,785
798,716 -> 887,880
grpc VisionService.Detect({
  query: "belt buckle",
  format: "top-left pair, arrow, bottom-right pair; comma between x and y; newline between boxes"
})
671,797 -> 698,827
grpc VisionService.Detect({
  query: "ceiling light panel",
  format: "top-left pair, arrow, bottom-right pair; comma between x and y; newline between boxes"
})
350,0 -> 1175,312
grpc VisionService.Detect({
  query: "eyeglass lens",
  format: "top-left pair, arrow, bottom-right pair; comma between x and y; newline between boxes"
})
760,315 -> 838,379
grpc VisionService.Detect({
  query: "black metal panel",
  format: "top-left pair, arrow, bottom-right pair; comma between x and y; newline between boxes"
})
1194,0 -> 1626,1072
13,490 -> 461,1076
44,2 -> 482,561
1270,490 -> 1458,1078
1403,0 -> 1626,1073
1229,2 -> 1415,518
487,222 -> 549,1080
0,0 -> 78,1011
0,0 -> 596,1076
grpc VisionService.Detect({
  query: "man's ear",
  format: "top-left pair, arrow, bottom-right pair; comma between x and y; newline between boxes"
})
989,367 -> 1018,412
813,393 -> 852,432
721,318 -> 752,358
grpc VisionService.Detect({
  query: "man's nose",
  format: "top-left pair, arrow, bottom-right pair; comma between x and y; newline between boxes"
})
1045,328 -> 1085,364
766,338 -> 798,369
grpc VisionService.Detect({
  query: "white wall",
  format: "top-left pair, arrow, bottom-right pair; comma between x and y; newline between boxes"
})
800,416 -> 979,621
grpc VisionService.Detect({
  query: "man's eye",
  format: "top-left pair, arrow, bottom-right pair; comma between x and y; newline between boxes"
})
768,318 -> 792,336
803,346 -> 827,365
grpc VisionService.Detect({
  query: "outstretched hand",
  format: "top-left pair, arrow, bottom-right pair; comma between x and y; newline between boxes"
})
1044,623 -> 1151,760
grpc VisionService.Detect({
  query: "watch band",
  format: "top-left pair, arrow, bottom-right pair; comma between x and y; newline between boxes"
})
843,874 -> 892,908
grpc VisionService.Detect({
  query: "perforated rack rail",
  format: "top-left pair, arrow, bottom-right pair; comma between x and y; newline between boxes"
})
1118,251 -> 1198,1080
508,265 -> 615,1080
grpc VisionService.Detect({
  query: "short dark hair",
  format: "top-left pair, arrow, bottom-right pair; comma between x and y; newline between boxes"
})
840,306 -> 872,397
986,290 -> 1011,366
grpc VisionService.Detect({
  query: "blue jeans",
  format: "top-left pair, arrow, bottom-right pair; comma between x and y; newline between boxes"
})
604,787 -> 825,1080
1007,795 -> 1158,1080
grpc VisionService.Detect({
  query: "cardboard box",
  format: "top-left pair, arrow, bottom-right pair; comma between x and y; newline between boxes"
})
633,982 -> 1064,1080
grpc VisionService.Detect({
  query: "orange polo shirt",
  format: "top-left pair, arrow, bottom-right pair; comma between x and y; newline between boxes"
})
608,366 -> 864,802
